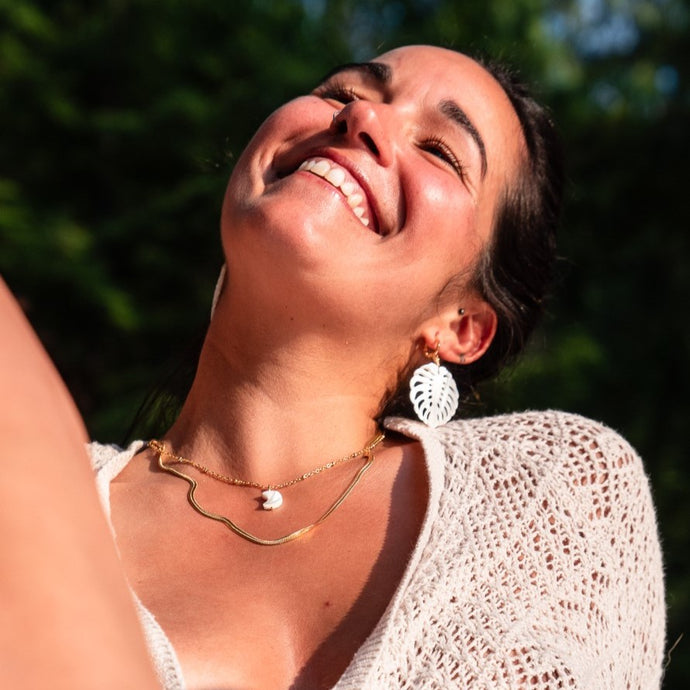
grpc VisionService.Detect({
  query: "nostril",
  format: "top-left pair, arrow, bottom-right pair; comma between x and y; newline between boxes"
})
359,132 -> 380,157
331,117 -> 348,135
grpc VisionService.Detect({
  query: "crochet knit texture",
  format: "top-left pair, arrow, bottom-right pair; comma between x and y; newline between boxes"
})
90,411 -> 665,689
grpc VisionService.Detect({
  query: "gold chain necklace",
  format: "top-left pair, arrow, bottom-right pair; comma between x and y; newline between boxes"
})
148,433 -> 385,546
148,433 -> 384,511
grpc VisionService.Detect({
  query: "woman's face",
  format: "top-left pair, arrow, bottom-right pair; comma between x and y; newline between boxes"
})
221,45 -> 524,348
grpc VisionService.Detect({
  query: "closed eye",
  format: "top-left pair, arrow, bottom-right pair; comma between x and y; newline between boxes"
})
421,137 -> 466,179
313,79 -> 361,105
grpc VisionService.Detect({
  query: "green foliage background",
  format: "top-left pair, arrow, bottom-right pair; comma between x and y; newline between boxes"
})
1,0 -> 688,685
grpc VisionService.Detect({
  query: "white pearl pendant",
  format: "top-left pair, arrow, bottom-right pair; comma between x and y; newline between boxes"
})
261,489 -> 284,510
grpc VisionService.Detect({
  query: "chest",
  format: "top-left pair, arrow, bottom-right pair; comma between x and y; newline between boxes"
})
110,443 -> 427,689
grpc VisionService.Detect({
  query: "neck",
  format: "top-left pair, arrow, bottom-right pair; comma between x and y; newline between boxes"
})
164,316 -> 398,485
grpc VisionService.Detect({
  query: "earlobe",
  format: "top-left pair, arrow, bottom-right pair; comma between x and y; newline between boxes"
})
420,302 -> 497,365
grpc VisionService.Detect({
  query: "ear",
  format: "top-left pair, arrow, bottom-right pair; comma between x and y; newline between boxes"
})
419,299 -> 497,365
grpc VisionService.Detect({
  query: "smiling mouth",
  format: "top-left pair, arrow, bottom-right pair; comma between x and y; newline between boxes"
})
295,158 -> 381,234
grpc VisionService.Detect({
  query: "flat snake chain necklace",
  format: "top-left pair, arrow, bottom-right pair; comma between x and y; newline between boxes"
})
148,432 -> 385,546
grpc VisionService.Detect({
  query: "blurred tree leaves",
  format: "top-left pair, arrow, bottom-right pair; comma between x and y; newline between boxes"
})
1,0 -> 688,684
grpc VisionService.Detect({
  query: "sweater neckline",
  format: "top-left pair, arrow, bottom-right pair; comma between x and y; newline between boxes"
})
332,416 -> 446,688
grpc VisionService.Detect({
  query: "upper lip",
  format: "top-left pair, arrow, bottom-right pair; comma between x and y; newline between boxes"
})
273,148 -> 390,236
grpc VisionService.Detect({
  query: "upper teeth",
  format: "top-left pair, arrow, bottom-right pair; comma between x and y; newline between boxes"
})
297,159 -> 370,228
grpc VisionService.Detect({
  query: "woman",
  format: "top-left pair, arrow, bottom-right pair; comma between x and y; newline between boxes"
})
5,45 -> 664,688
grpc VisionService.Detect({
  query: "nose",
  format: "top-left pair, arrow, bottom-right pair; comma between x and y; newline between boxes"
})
330,101 -> 394,166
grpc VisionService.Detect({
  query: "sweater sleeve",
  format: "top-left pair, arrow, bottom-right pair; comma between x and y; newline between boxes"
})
547,414 -> 665,689
338,413 -> 666,690
405,412 -> 666,690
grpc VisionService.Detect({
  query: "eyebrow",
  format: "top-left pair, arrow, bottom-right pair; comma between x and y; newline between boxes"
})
440,100 -> 487,178
319,61 -> 392,85
319,61 -> 488,178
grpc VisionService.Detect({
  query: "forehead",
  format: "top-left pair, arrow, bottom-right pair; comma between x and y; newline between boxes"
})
371,45 -> 524,183
373,45 -> 511,111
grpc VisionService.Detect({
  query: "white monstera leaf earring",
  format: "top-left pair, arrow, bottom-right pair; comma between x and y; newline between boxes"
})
409,340 -> 460,428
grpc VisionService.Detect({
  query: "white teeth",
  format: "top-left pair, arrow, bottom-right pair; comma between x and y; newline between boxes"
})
296,158 -> 373,230
347,193 -> 363,208
311,159 -> 330,176
298,160 -> 316,172
325,167 -> 346,187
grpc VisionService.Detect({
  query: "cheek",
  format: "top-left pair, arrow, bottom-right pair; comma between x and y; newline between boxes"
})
222,98 -> 320,230
226,96 -> 325,188
408,174 -> 483,273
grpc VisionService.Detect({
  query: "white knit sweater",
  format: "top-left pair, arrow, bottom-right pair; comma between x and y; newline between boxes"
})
90,411 -> 665,689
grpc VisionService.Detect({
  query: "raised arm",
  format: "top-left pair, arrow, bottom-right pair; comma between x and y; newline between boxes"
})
0,278 -> 159,690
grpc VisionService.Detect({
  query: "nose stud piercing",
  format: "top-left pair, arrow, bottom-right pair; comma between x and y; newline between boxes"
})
331,110 -> 347,134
